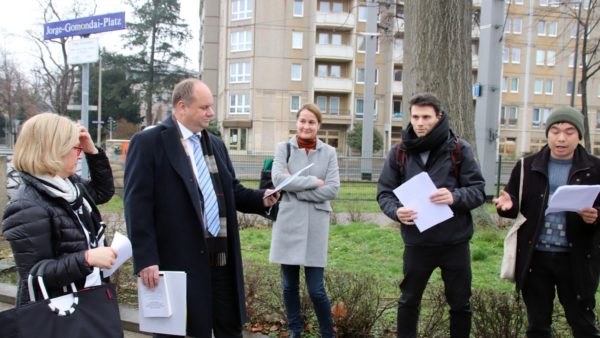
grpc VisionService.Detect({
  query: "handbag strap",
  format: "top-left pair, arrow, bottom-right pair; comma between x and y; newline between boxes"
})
26,260 -> 79,316
517,158 -> 524,212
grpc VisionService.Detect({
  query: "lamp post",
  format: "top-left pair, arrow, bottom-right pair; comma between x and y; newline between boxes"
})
570,0 -> 583,106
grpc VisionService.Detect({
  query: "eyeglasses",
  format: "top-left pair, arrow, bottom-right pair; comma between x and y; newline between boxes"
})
73,146 -> 83,156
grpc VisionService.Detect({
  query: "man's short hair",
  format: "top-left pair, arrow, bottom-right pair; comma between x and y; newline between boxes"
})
409,93 -> 442,115
13,112 -> 79,176
172,78 -> 201,107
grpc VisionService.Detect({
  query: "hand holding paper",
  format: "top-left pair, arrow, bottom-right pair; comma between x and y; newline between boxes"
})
102,232 -> 132,277
264,163 -> 314,199
545,185 -> 600,215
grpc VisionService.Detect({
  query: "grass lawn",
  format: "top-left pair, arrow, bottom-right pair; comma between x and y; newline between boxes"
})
241,222 -> 515,298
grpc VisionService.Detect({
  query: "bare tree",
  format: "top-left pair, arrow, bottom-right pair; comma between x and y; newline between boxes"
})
403,0 -> 475,146
0,49 -> 39,146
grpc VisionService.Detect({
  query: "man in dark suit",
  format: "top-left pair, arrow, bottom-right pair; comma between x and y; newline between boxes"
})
124,78 -> 279,338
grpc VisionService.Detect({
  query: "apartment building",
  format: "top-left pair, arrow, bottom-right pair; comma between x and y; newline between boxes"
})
206,0 -> 600,157
501,0 -> 600,158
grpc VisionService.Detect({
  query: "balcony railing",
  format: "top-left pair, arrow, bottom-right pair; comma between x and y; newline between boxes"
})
392,81 -> 403,95
315,44 -> 354,61
315,12 -> 355,29
314,76 -> 353,92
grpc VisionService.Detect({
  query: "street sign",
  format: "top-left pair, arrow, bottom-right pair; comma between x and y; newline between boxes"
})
91,120 -> 105,124
44,12 -> 126,40
67,38 -> 99,64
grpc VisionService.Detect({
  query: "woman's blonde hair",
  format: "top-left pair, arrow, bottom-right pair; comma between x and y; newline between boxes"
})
13,113 -> 79,176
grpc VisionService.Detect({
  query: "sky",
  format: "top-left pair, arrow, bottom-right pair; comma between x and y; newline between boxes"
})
0,0 -> 200,73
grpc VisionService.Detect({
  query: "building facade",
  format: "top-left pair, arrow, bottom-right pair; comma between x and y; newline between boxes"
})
206,0 -> 600,158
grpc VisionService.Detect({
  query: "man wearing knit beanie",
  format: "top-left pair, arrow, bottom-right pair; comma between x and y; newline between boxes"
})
495,104 -> 600,337
545,106 -> 584,140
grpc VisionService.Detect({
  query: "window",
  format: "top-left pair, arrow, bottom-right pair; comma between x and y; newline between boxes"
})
229,62 -> 251,83
540,0 -> 548,6
547,50 -> 556,66
231,31 -> 252,52
538,21 -> 546,36
357,36 -> 366,52
229,94 -> 250,114
510,77 -> 519,93
293,0 -> 303,17
513,18 -> 522,34
569,52 -> 575,67
292,32 -> 303,49
332,2 -> 343,13
355,98 -> 378,118
330,65 -> 341,78
356,68 -> 365,83
548,22 -> 558,36
512,48 -> 521,64
596,111 -> 600,129
503,47 -> 509,63
394,38 -> 403,50
545,80 -> 554,95
504,18 -> 511,33
290,95 -> 301,112
318,33 -> 329,44
502,77 -> 508,92
515,0 -> 523,4
393,99 -> 403,118
567,80 -> 574,96
536,50 -> 545,65
501,106 -> 518,127
358,5 -> 367,22
329,96 -> 340,114
291,64 -> 302,81
571,23 -> 578,38
316,96 -> 327,112
550,0 -> 559,7
394,69 -> 402,82
319,1 -> 330,12
228,128 -> 247,151
356,67 -> 378,83
534,79 -> 543,94
318,64 -> 328,77
331,33 -> 342,45
231,0 -> 252,21
532,108 -> 551,128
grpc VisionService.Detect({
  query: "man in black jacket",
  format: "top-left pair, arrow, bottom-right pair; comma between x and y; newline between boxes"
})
495,106 -> 600,338
377,93 -> 485,338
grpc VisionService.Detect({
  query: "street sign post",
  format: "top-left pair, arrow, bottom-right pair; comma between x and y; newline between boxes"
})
44,12 -> 126,179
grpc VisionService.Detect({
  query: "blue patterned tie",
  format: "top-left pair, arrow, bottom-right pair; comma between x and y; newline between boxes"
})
191,135 -> 221,237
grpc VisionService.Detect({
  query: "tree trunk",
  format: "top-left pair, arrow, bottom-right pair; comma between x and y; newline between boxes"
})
403,0 -> 475,146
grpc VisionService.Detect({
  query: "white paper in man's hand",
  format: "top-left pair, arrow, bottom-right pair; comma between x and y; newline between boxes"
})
545,185 -> 600,215
102,232 -> 132,277
393,172 -> 454,232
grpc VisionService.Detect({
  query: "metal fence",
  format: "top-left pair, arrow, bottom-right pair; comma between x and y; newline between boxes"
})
230,153 -> 517,201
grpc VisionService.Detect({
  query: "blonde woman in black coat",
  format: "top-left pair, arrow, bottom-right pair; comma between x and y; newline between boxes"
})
2,113 -> 117,305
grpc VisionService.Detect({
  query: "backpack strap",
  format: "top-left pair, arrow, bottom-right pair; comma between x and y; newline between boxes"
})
394,139 -> 406,177
286,142 -> 291,163
449,136 -> 463,177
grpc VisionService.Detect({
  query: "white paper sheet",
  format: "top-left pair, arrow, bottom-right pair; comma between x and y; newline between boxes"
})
393,172 -> 454,232
263,162 -> 315,199
139,274 -> 172,318
138,271 -> 187,336
101,232 -> 132,277
545,184 -> 600,215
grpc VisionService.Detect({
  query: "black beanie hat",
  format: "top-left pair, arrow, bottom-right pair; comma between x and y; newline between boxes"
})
545,106 -> 584,140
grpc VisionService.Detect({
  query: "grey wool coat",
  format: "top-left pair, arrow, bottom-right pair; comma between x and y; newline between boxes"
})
269,137 -> 340,267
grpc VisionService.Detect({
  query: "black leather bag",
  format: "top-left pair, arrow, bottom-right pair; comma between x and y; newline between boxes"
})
0,260 -> 124,338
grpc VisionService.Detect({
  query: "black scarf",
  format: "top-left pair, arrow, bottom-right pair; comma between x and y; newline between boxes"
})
402,111 -> 450,153
197,129 -> 229,267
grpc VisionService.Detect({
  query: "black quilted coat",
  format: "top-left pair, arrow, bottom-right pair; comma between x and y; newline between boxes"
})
2,149 -> 114,305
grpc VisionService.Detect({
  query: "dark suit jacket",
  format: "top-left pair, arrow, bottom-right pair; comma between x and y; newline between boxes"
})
124,116 -> 266,337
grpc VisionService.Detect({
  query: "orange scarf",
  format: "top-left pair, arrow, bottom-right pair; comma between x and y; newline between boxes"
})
296,136 -> 316,155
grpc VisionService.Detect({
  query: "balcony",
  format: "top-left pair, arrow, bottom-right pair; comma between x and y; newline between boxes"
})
392,81 -> 403,95
314,77 -> 353,93
472,54 -> 479,69
315,12 -> 355,30
322,109 -> 352,125
315,44 -> 354,61
472,26 -> 480,39
394,18 -> 405,34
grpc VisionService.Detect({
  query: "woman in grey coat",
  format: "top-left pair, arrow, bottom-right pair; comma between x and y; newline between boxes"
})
269,103 -> 340,338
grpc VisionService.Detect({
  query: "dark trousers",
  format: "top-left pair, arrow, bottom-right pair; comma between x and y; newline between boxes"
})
397,242 -> 472,338
281,264 -> 335,338
153,265 -> 242,338
522,251 -> 600,338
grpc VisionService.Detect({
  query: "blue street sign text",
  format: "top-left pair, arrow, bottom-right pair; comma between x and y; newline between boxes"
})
44,12 -> 126,40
